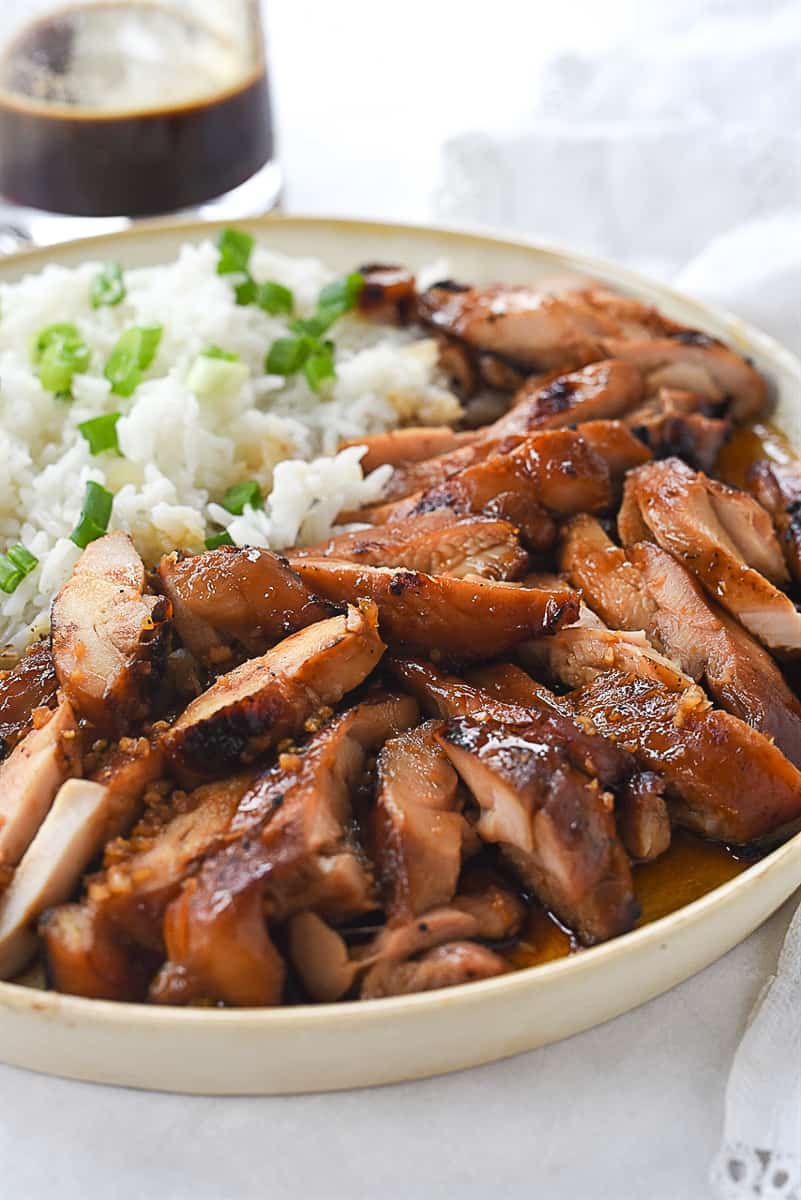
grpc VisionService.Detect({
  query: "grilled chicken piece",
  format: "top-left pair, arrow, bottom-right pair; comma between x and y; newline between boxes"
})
41,901 -> 149,1000
51,532 -> 171,735
289,883 -> 520,1003
468,660 -> 671,863
88,772 -> 253,952
372,722 -> 467,920
0,739 -> 165,976
360,941 -> 508,998
573,671 -> 801,844
152,694 -> 417,1006
42,772 -> 252,999
0,780 -> 111,978
363,428 -> 614,533
379,416 -> 650,508
290,562 -> 578,660
342,426 -> 467,473
505,360 -> 644,434
617,773 -> 671,863
391,658 -> 633,786
0,699 -> 80,872
620,459 -> 801,654
294,513 -> 528,581
437,717 -> 637,944
561,515 -> 801,767
158,545 -> 340,669
163,603 -> 385,779
466,661 -> 575,716
356,263 -> 416,324
624,387 -> 730,471
601,336 -> 768,420
0,641 -> 58,759
747,459 -> 801,585
417,281 -> 620,372
521,624 -> 694,691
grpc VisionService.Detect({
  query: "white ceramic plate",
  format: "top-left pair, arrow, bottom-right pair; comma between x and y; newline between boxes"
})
1,216 -> 799,1095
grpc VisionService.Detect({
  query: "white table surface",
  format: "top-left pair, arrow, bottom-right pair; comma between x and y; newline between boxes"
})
1,3 -> 799,1197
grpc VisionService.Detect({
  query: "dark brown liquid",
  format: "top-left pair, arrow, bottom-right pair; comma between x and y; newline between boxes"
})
0,3 -> 274,216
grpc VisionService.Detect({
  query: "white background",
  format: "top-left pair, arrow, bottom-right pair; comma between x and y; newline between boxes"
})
1,3 -> 799,1198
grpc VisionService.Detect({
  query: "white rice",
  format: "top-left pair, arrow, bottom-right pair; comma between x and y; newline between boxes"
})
0,240 -> 460,658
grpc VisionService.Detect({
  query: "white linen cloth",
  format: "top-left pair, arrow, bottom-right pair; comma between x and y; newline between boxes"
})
432,3 -> 801,1194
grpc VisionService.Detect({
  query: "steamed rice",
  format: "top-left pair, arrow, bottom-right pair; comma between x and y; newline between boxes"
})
0,240 -> 460,658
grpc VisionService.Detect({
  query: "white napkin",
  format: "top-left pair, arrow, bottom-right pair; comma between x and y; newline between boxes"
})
432,3 -> 801,1193
710,902 -> 801,1200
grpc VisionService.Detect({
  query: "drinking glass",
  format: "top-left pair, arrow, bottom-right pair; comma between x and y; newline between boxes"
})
0,0 -> 280,246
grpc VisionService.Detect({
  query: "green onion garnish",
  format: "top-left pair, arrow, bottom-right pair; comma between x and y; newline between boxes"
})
222,479 -> 263,515
217,229 -> 295,315
30,323 -> 80,362
90,262 -> 126,309
104,325 -> 162,397
303,339 -> 336,391
265,336 -> 312,376
70,481 -> 113,548
257,280 -> 294,316
265,273 -> 362,391
30,322 -> 91,396
201,345 -> 239,361
0,544 -> 38,594
216,228 -> 254,276
78,412 -> 121,456
204,530 -> 234,550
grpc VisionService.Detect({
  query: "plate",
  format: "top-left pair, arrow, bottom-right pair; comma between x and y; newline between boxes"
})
0,215 -> 799,1094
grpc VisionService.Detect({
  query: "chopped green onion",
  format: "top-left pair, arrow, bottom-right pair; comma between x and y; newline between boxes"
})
257,280 -> 294,316
290,313 -> 330,338
264,274 -> 361,388
234,276 -> 258,306
222,479 -> 263,515
78,412 -> 121,455
0,544 -> 38,594
204,530 -> 234,550
187,352 -> 248,400
265,336 -> 311,376
104,324 -> 162,397
201,345 -> 239,361
30,322 -> 91,395
90,261 -> 126,309
318,272 -> 364,312
70,481 -> 113,548
30,323 -> 81,363
303,339 -> 336,392
216,228 -> 254,276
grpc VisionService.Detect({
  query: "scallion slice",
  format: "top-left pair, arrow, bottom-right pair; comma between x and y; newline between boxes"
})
201,345 -> 239,362
78,412 -> 121,455
30,322 -> 91,395
265,336 -> 311,376
303,339 -> 336,392
0,544 -> 38,594
90,261 -> 126,309
204,530 -> 234,550
104,325 -> 162,397
70,481 -> 113,548
257,280 -> 294,316
216,228 -> 254,275
222,479 -> 263,515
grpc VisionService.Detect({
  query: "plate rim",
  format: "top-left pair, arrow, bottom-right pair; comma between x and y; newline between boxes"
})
1,212 -> 799,1039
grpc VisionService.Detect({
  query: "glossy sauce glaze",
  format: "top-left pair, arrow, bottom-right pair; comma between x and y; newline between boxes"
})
509,417 -> 798,972
508,832 -> 750,971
